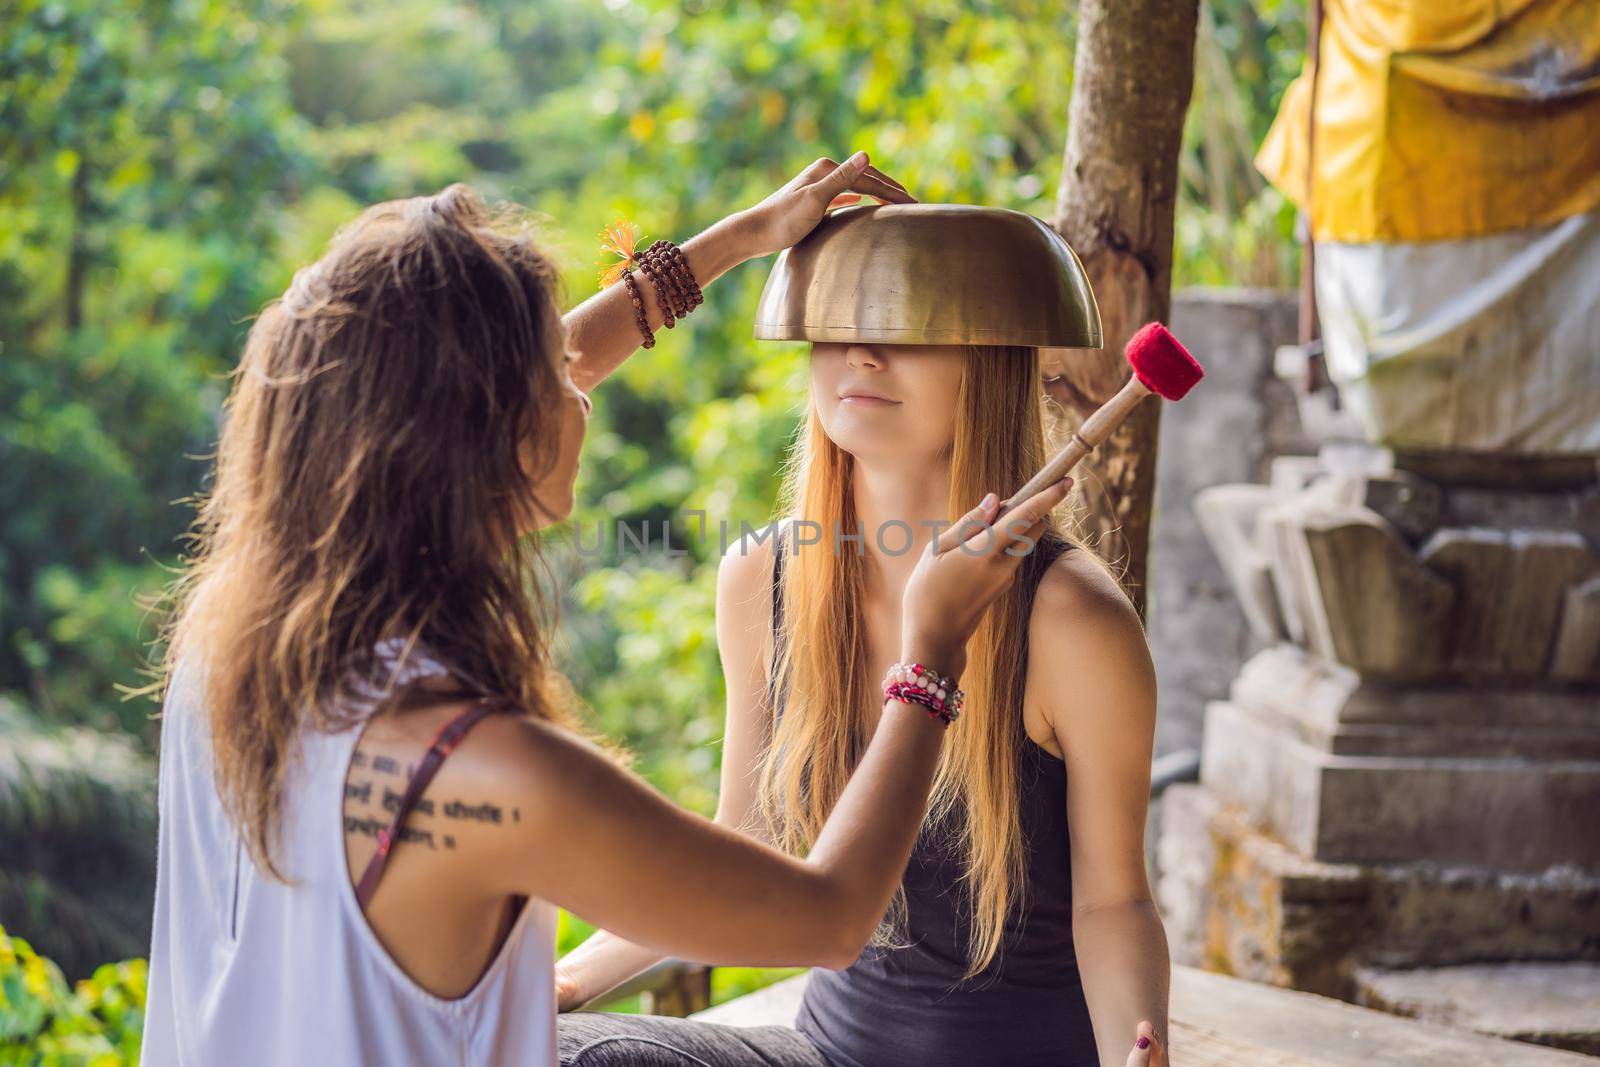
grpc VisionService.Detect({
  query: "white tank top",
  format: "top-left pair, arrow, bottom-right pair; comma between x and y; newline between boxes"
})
140,640 -> 557,1066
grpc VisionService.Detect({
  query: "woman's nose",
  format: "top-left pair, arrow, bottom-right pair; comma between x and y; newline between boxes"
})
844,344 -> 882,370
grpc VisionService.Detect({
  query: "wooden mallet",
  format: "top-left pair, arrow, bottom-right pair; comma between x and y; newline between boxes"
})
998,322 -> 1204,517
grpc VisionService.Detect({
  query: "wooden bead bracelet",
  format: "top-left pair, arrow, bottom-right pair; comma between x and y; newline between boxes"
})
598,221 -> 702,350
620,269 -> 654,349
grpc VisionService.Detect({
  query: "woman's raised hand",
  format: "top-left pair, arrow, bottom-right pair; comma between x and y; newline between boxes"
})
737,152 -> 916,260
899,476 -> 1075,678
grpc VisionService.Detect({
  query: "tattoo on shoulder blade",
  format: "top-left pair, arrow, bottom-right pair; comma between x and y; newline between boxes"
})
344,745 -> 514,853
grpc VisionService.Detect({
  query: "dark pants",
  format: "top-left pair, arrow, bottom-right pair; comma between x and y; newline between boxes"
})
558,1012 -> 830,1067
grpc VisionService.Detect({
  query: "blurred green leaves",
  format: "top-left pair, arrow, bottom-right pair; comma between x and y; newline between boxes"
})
1,0 -> 310,735
0,925 -> 146,1064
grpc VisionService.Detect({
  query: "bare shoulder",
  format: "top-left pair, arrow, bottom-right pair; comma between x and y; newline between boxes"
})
434,711 -> 616,814
1029,546 -> 1146,653
1025,545 -> 1156,741
715,521 -> 784,656
342,701 -> 632,901
717,521 -> 781,603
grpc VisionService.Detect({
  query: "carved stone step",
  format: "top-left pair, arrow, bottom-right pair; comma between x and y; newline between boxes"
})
1225,646 -> 1600,758
1314,721 -> 1600,760
1157,786 -> 1600,999
1292,505 -> 1459,681
1231,646 -> 1600,733
1199,698 -> 1600,871
1354,963 -> 1600,1056
1210,462 -> 1600,680
1193,483 -> 1285,644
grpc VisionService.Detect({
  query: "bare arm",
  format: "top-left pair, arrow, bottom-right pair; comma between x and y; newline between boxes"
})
554,531 -> 781,1007
563,154 -> 914,394
563,214 -> 754,394
480,690 -> 942,970
1030,554 -> 1172,1067
443,484 -> 1071,972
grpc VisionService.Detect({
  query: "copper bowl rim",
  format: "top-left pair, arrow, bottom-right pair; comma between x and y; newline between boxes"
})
752,203 -> 1103,349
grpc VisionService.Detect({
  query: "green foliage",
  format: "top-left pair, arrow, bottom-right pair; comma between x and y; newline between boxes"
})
0,925 -> 146,1065
1178,0 -> 1305,287
0,703 -> 156,980
710,965 -> 806,1006
0,0 -> 312,735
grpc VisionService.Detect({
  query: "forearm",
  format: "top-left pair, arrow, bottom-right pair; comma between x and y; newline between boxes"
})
558,929 -> 669,1008
559,802 -> 764,1004
802,689 -> 952,959
1073,899 -> 1171,1067
548,699 -> 945,972
564,210 -> 761,393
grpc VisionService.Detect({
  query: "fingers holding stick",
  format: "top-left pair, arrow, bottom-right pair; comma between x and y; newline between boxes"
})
930,491 -> 1001,558
933,477 -> 1073,559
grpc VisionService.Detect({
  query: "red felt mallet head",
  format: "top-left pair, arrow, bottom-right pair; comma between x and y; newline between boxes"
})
1125,321 -> 1203,401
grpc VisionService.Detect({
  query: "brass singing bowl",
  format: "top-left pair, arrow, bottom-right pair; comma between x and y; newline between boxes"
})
753,203 -> 1102,348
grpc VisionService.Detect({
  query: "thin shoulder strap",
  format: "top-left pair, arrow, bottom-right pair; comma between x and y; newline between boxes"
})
354,697 -> 507,909
766,522 -> 788,722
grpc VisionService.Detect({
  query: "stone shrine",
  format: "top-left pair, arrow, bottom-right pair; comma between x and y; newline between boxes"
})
1158,389 -> 1600,1054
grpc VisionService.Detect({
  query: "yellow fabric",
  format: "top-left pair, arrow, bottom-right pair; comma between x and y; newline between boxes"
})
1257,0 -> 1600,242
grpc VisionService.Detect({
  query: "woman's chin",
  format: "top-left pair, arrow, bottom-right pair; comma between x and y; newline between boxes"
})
829,428 -> 931,464
522,496 -> 576,535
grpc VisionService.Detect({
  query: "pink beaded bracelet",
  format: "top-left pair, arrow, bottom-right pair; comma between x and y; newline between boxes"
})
881,661 -> 965,726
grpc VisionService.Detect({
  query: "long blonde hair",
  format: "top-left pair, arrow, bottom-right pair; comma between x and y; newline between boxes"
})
152,185 -> 578,879
758,344 -> 1098,977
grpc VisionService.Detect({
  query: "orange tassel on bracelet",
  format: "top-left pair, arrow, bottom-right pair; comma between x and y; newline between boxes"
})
597,217 -> 644,290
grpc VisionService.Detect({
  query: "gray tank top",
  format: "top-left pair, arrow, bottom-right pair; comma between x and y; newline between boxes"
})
766,523 -> 1099,1067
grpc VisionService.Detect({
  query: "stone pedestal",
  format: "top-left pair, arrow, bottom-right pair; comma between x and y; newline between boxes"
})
1201,646 -> 1600,872
1158,449 -> 1600,1053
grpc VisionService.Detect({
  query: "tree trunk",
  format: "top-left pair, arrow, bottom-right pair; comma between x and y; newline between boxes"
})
1048,0 -> 1198,617
65,158 -> 91,332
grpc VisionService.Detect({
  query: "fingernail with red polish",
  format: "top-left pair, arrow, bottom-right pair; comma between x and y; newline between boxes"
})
1136,1036 -> 1150,1050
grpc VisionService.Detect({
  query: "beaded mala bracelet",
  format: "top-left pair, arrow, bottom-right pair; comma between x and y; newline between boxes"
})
649,243 -> 695,320
881,661 -> 965,726
636,251 -> 677,328
647,240 -> 703,313
597,220 -> 703,349
619,269 -> 655,349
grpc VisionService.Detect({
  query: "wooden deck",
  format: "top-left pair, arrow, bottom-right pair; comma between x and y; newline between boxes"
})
691,966 -> 1598,1065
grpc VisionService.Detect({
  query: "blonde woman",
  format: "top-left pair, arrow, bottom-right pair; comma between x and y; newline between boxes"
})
559,336 -> 1171,1066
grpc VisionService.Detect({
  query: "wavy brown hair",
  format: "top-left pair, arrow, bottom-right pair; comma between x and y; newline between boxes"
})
153,184 -> 578,879
759,344 -> 1108,977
